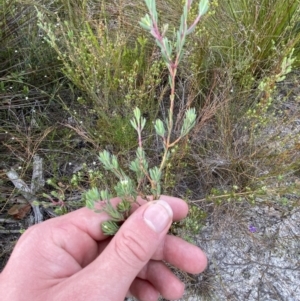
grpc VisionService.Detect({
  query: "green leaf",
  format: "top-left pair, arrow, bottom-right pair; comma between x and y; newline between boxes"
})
144,0 -> 158,23
149,166 -> 161,182
199,0 -> 209,16
139,14 -> 152,31
103,198 -> 124,221
98,150 -> 112,169
85,198 -> 95,210
111,155 -> 119,170
129,148 -> 148,182
101,220 -> 120,236
129,159 -> 139,172
50,190 -> 59,198
131,107 -> 146,131
84,187 -> 101,209
141,117 -> 146,131
161,23 -> 169,36
144,0 -> 153,13
168,75 -> 172,87
154,119 -> 166,137
133,107 -> 141,121
163,37 -> 173,58
117,200 -> 132,214
130,119 -> 138,131
100,189 -> 111,202
180,108 -> 197,137
149,166 -> 162,197
114,178 -> 136,199
136,147 -> 149,172
176,30 -> 181,53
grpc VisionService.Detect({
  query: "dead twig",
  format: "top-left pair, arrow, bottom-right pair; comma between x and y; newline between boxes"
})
6,154 -> 45,224
0,229 -> 22,234
0,218 -> 18,223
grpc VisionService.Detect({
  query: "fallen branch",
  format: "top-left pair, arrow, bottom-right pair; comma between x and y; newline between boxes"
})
0,229 -> 22,234
6,155 -> 45,224
0,218 -> 18,223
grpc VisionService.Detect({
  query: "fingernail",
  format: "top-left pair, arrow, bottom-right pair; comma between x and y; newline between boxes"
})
143,200 -> 173,233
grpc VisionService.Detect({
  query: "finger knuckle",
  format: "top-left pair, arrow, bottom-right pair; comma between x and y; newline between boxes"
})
22,223 -> 42,239
115,230 -> 149,267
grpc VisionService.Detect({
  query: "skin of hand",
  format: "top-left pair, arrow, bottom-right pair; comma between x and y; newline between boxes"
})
0,195 -> 207,301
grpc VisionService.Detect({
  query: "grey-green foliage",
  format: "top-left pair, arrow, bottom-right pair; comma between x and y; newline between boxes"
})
180,108 -> 197,137
154,119 -> 166,137
84,106 -> 197,235
84,187 -> 101,210
130,147 -> 149,182
84,0 -> 209,236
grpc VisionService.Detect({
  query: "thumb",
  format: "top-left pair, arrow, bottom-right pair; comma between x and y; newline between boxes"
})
87,200 -> 173,300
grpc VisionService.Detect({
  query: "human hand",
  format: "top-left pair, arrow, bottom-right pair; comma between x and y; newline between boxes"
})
0,196 -> 207,301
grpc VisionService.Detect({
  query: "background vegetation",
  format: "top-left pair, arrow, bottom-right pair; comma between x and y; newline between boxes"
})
1,0 -> 300,298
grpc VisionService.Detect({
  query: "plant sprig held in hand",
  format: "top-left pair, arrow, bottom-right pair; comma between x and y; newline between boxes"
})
84,0 -> 209,235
